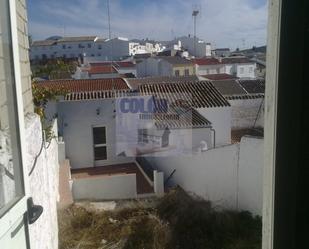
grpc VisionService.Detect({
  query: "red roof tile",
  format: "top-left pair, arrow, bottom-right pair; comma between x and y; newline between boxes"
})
36,78 -> 129,92
192,58 -> 222,65
88,65 -> 117,74
114,61 -> 135,68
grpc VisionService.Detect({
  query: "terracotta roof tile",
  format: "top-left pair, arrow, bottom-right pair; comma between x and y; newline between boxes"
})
36,78 -> 129,92
88,65 -> 117,74
192,58 -> 222,65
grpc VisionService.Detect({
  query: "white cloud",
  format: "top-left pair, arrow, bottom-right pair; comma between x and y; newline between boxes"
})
28,0 -> 267,49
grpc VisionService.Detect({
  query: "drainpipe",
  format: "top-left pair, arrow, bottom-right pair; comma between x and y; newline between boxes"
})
210,128 -> 216,148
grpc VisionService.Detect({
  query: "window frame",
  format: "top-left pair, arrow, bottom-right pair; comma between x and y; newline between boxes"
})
92,126 -> 107,162
0,0 -> 30,237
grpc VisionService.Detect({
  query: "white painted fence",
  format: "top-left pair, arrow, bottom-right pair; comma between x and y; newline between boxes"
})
72,174 -> 137,200
144,136 -> 263,215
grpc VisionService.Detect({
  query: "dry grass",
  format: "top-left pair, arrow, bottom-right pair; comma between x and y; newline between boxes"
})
59,187 -> 261,249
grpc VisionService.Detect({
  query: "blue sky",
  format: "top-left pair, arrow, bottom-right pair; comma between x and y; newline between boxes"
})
27,0 -> 268,49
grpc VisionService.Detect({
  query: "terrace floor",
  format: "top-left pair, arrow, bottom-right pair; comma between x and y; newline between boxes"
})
71,162 -> 154,195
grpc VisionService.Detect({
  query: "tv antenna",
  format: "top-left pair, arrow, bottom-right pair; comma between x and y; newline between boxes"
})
192,5 -> 201,57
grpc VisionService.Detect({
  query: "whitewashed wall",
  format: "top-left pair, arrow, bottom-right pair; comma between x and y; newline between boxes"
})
196,64 -> 225,75
144,136 -> 263,215
198,107 -> 231,146
57,99 -> 134,169
229,98 -> 264,129
25,114 -> 59,249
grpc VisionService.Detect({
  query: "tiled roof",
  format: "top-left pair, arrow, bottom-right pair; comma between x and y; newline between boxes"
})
139,81 -> 230,108
212,80 -> 247,96
221,57 -> 253,64
126,75 -> 199,89
202,74 -> 238,81
192,58 -> 222,65
157,56 -> 193,65
151,107 -> 212,129
114,61 -> 135,68
88,65 -> 117,74
36,78 -> 129,93
238,79 -> 265,94
32,40 -> 56,46
57,36 -> 97,43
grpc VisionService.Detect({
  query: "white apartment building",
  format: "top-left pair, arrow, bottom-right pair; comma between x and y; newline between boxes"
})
30,36 -> 164,62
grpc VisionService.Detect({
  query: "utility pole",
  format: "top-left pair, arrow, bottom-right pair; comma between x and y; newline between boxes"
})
192,9 -> 199,57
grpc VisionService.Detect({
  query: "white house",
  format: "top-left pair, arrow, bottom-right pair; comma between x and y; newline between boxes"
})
172,36 -> 212,57
193,58 -> 226,75
222,57 -> 257,78
138,81 -> 231,146
30,36 -> 99,60
31,36 -> 165,62
136,56 -> 195,77
211,79 -> 265,129
193,57 -> 257,79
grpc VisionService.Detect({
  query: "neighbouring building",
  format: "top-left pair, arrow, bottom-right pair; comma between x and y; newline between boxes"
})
30,36 -> 164,62
136,56 -> 195,77
138,81 -> 231,146
211,79 -> 265,129
193,57 -> 257,79
193,58 -> 226,75
170,36 -> 212,57
212,48 -> 231,57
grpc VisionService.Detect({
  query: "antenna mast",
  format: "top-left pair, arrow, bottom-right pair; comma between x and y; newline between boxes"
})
192,8 -> 199,57
107,0 -> 111,40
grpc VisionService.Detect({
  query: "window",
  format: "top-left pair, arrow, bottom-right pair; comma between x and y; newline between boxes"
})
184,69 -> 190,76
0,0 -> 25,216
216,68 -> 220,74
87,43 -> 91,48
239,67 -> 244,74
98,45 -> 102,50
93,127 -> 107,161
138,129 -> 149,143
62,44 -> 66,49
175,70 -> 180,77
249,67 -> 253,73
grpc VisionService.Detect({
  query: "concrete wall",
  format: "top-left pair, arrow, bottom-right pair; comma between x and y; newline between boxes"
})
238,136 -> 264,215
196,64 -> 225,75
0,0 -> 33,129
144,136 -> 263,215
229,98 -> 264,129
224,63 -> 256,79
25,114 -> 59,249
198,107 -> 231,146
56,99 -> 134,169
137,57 -> 161,77
72,174 -> 137,200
